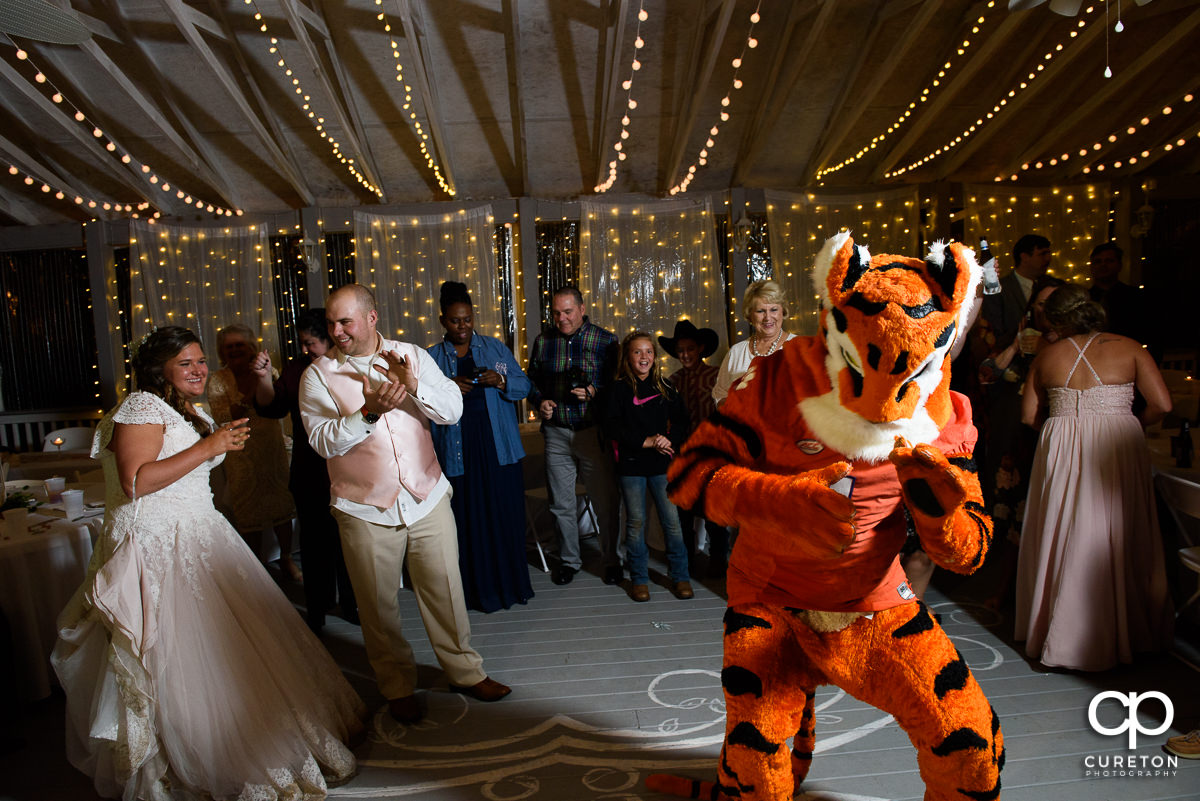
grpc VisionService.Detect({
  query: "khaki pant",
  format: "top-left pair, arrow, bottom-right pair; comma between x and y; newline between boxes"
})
333,494 -> 484,699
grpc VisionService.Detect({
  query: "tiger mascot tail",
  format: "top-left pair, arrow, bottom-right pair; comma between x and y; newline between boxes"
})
650,232 -> 1003,801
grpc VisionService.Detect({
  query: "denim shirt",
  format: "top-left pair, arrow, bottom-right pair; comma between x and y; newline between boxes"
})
427,333 -> 531,477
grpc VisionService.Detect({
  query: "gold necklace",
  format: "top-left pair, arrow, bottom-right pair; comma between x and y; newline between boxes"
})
750,329 -> 784,357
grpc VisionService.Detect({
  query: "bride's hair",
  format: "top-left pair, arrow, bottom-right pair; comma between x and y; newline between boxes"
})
133,326 -> 211,436
1042,284 -> 1107,337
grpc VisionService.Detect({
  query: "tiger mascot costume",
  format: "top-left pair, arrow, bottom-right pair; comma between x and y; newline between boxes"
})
649,232 -> 1003,801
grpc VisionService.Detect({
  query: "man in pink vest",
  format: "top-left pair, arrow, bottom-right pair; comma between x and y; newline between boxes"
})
299,284 -> 510,724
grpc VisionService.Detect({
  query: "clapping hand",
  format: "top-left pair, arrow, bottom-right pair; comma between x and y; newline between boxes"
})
362,373 -> 407,414
372,350 -> 418,394
645,433 -> 674,456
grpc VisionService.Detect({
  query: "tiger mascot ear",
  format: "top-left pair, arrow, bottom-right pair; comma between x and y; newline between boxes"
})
810,232 -> 980,438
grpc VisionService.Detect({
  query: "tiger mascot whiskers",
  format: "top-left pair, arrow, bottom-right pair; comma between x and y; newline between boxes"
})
649,232 -> 1003,801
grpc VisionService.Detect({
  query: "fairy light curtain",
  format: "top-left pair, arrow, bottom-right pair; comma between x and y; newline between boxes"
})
128,219 -> 279,362
352,205 -> 501,348
963,183 -> 1111,285
765,187 -> 920,336
579,196 -> 728,366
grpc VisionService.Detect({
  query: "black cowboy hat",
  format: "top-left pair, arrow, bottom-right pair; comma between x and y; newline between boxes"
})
659,319 -> 719,360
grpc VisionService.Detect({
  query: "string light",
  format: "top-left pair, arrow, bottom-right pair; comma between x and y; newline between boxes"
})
1080,122 -> 1200,175
373,0 -> 455,196
243,0 -> 383,197
6,48 -> 239,218
596,0 -> 650,193
886,6 -> 1100,178
817,1 -> 999,180
670,2 -> 762,195
1011,91 -> 1195,178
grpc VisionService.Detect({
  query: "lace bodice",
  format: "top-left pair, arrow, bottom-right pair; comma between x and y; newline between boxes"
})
1046,383 -> 1134,418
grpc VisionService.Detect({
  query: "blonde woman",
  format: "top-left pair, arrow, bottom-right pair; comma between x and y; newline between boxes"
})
712,280 -> 796,406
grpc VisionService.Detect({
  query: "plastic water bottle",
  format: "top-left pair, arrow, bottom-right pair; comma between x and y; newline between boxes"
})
979,237 -> 1002,295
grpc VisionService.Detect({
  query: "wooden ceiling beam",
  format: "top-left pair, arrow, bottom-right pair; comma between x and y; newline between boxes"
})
0,131 -> 101,205
160,0 -> 314,206
591,0 -> 629,189
730,0 -> 823,186
807,0 -> 947,180
278,0 -> 387,200
0,185 -> 46,226
503,0 -> 529,196
662,0 -> 735,191
872,11 -> 1027,180
395,0 -> 457,195
1000,6 -> 1200,178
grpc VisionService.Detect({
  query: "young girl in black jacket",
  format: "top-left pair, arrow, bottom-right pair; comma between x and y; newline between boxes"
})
602,331 -> 693,602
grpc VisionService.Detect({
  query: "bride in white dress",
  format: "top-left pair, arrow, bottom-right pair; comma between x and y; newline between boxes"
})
53,326 -> 365,800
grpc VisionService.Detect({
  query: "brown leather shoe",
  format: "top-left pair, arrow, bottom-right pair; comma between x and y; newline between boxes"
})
673,581 -> 694,600
449,676 -> 512,702
388,694 -> 422,724
630,584 -> 650,602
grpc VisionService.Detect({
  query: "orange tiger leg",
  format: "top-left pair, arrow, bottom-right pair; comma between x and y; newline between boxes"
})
718,605 -> 823,801
789,689 -> 817,787
815,603 -> 1004,801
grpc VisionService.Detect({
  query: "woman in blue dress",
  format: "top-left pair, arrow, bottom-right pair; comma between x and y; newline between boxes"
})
428,281 -> 534,612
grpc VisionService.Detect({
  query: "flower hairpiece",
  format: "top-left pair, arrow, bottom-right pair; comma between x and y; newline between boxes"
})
130,326 -> 158,361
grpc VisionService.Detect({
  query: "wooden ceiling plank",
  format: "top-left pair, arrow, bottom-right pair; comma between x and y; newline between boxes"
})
872,11 -> 1028,179
731,0 -> 828,186
161,0 -> 314,206
278,0 -> 387,199
999,6 -> 1200,177
592,0 -> 629,188
938,16 -> 1113,177
663,0 -> 736,191
0,132 -> 91,202
503,0 -> 529,196
0,185 -> 45,226
808,0 -> 946,179
396,0 -> 457,195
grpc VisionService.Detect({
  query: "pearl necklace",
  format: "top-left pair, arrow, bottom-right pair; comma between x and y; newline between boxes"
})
749,329 -> 784,357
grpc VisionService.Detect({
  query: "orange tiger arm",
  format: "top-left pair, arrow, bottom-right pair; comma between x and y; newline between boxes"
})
667,411 -> 856,562
888,438 -> 992,574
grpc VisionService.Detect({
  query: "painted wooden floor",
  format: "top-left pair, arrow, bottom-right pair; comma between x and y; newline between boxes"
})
5,544 -> 1199,801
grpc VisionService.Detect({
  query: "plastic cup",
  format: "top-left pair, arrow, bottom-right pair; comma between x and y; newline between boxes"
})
45,476 -> 66,503
3,507 -> 29,535
61,489 -> 85,519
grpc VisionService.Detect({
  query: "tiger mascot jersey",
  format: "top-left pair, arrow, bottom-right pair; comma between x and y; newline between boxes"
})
650,232 -> 1003,801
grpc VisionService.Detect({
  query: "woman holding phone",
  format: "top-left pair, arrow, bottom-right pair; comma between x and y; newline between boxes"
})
428,281 -> 534,612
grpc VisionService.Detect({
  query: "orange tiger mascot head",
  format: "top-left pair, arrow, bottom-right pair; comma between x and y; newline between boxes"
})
800,232 -> 980,462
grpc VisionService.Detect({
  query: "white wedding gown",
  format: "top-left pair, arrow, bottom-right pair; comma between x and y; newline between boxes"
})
53,392 -> 365,801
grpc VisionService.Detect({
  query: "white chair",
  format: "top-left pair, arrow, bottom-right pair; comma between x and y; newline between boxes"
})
42,426 -> 94,451
1155,472 -> 1200,619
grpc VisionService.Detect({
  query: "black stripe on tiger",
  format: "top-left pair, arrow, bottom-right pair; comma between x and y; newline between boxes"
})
724,608 -> 773,636
903,478 -> 945,517
840,246 -> 871,292
948,456 -> 978,473
934,320 -> 955,347
931,727 -> 989,756
891,350 -> 909,375
722,665 -> 764,698
666,445 -> 738,501
709,411 -> 764,460
728,722 -> 780,754
902,298 -> 942,319
958,776 -> 1002,801
867,343 -> 882,371
926,245 -> 961,300
831,306 -> 848,334
892,602 -> 935,639
846,293 -> 887,316
933,653 -> 970,700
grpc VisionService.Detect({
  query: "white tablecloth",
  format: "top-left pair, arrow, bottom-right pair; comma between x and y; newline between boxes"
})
0,514 -> 95,702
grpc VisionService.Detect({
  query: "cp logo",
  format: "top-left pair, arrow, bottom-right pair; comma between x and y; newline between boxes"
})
1087,691 -> 1174,749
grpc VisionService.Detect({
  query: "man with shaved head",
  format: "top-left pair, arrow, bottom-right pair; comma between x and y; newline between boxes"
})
299,283 -> 510,725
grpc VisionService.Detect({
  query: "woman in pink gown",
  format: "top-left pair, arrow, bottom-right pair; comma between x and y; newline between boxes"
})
1015,285 -> 1173,670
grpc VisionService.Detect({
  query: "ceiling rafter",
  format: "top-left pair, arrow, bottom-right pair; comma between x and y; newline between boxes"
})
159,0 -> 313,206
0,184 -> 42,226
394,0 -> 457,196
278,0 -> 387,201
1106,118 -> 1200,177
0,131 -> 97,214
1000,6 -> 1200,179
591,0 -> 630,189
871,11 -> 1028,180
807,0 -> 949,180
502,0 -> 529,196
937,15 -> 1110,177
662,0 -> 735,192
0,57 -> 159,205
729,0 -> 822,187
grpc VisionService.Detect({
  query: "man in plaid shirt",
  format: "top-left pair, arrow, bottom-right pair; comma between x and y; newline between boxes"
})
528,286 -> 621,586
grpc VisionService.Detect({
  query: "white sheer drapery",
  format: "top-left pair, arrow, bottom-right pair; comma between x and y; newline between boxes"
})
579,196 -> 727,368
765,188 -> 920,335
352,205 -> 500,348
128,219 -> 277,359
963,183 -> 1111,284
